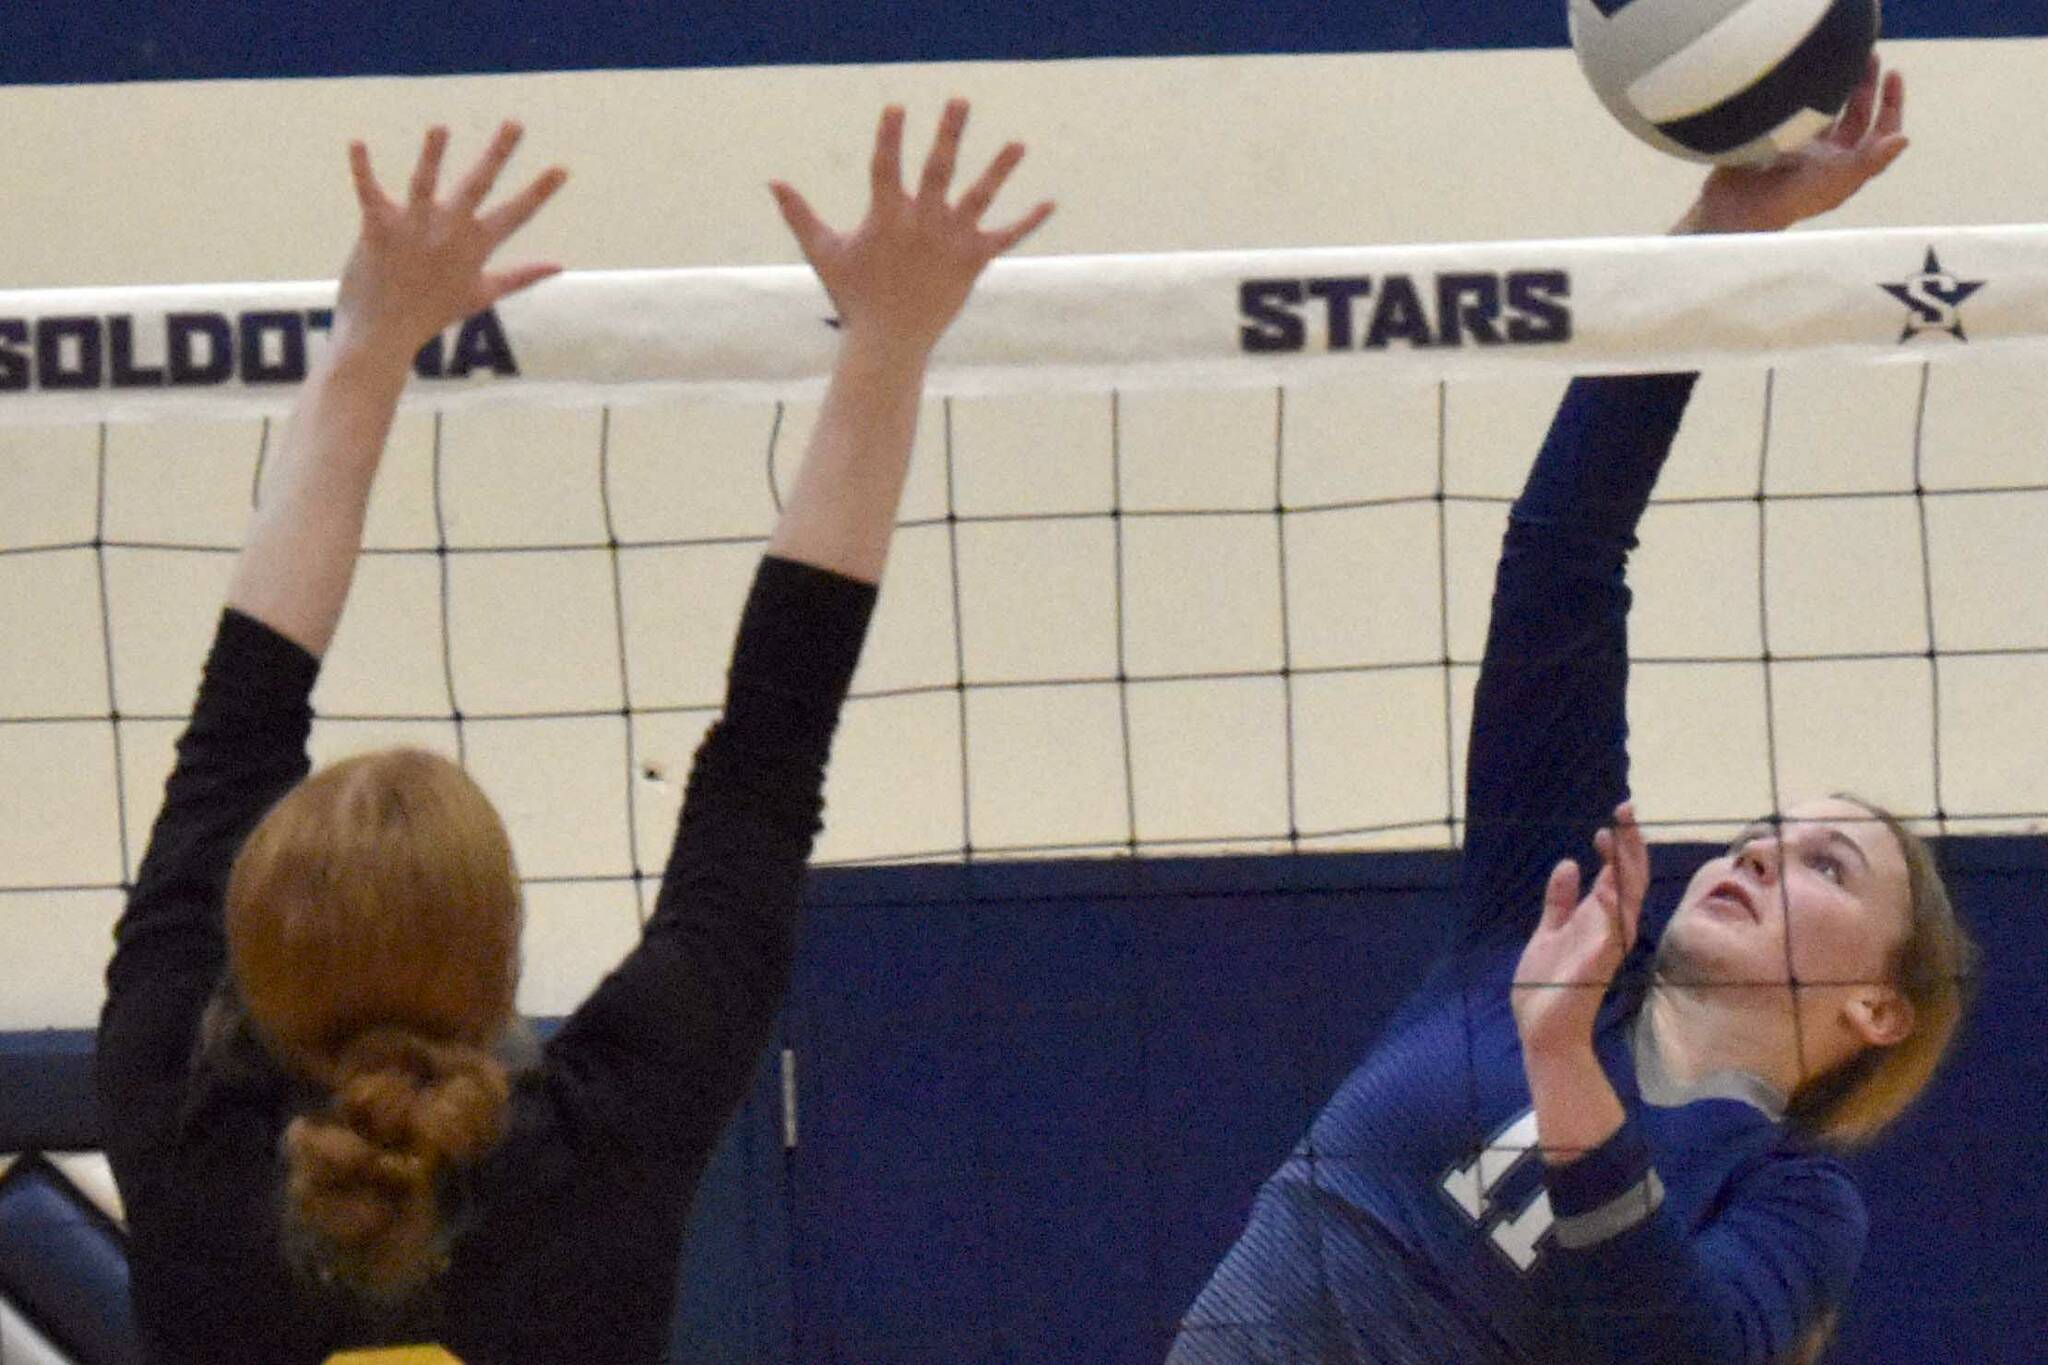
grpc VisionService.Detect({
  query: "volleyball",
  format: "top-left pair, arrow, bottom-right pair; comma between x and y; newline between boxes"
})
1568,0 -> 1880,165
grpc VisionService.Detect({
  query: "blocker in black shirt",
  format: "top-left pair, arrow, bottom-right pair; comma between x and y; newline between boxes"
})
95,555 -> 877,1364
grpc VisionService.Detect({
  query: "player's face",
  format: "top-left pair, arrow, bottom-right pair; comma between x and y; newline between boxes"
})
1662,796 -> 1913,995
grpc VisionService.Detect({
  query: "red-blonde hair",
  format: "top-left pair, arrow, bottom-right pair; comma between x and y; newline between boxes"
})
1785,797 -> 1979,1148
225,747 -> 522,1302
1780,799 -> 1978,1362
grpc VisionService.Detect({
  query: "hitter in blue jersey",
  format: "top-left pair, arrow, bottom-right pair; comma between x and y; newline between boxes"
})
1173,60 -> 1976,1365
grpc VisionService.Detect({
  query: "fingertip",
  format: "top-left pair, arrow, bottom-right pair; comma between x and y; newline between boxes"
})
506,261 -> 564,294
1546,859 -> 1579,910
347,140 -> 379,194
874,105 -> 907,160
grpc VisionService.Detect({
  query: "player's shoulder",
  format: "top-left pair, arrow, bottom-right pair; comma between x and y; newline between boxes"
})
1738,1138 -> 1870,1241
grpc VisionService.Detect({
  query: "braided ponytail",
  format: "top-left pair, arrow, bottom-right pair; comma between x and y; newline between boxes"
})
225,748 -> 525,1301
282,1027 -> 509,1302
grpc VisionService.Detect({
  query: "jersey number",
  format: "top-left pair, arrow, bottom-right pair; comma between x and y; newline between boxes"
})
1440,1108 -> 1556,1272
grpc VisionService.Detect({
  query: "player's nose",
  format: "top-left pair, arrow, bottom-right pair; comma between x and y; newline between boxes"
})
1735,838 -> 1781,886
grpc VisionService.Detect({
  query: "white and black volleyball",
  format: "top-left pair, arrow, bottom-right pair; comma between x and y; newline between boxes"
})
1569,0 -> 1880,165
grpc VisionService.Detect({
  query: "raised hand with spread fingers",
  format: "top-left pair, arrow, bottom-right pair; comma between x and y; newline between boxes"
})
770,99 -> 1053,363
765,99 -> 1054,583
336,121 -> 568,355
228,123 -> 567,656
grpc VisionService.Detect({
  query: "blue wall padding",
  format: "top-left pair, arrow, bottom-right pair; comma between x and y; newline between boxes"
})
1833,834 -> 2048,1362
783,850 -> 1451,1362
3,835 -> 2043,1363
671,1048 -> 792,1365
0,1155 -> 140,1365
783,838 -> 2046,1364
0,1031 -> 98,1151
2,2 -> 2039,87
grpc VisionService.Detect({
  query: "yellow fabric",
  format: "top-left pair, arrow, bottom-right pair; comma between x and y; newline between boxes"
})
323,1350 -> 463,1365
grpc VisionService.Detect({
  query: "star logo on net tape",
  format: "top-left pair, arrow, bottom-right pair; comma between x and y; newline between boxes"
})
1879,248 -> 1988,344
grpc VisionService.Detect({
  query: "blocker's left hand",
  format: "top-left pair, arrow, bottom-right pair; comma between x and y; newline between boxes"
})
1511,802 -> 1650,1056
1680,55 -> 1908,234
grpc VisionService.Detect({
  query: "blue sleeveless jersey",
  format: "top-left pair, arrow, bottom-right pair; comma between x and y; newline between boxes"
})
1173,376 -> 1867,1365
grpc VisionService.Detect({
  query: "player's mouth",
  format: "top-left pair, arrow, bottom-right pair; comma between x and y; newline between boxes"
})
1703,879 -> 1760,923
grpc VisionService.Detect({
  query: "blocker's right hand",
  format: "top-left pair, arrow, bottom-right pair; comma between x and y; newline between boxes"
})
336,122 -> 568,358
770,100 -> 1054,360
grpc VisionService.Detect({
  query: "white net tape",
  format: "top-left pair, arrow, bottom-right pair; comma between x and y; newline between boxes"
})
1,225 -> 2043,425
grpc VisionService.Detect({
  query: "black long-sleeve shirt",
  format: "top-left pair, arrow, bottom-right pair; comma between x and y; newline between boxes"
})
94,555 -> 876,1364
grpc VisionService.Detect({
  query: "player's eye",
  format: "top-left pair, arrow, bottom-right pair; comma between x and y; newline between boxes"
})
1811,853 -> 1843,884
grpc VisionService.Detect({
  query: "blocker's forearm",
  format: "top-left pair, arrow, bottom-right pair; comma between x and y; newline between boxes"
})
225,340 -> 412,657
765,329 -> 928,586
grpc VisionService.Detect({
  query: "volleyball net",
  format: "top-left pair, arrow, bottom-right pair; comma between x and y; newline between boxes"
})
3,223 -> 2046,1024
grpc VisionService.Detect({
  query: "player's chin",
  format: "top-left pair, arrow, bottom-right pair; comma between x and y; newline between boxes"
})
1658,903 -> 1776,986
